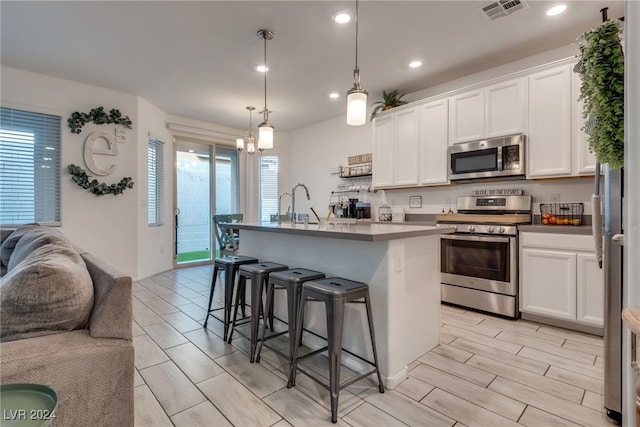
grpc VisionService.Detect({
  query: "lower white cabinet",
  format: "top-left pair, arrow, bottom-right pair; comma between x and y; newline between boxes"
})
520,232 -> 604,329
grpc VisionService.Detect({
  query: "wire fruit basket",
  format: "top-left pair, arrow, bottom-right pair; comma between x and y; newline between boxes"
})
540,203 -> 584,226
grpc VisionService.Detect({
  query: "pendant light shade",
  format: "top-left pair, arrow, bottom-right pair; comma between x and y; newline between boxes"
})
258,124 -> 273,150
346,0 -> 367,126
236,138 -> 245,150
257,29 -> 275,151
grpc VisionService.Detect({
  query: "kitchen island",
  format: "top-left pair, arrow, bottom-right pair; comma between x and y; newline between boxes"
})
230,221 -> 453,388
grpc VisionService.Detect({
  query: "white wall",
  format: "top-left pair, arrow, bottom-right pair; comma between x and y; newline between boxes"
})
287,115 -> 379,220
1,65 -> 140,277
136,97 -> 173,279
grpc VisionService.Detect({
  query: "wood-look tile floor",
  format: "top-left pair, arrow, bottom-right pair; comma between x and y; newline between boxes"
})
133,265 -> 617,427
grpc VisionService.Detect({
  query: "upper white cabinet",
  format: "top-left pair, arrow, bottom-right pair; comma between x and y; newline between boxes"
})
418,99 -> 449,186
394,108 -> 420,187
527,65 -> 573,178
485,78 -> 528,138
372,115 -> 395,188
449,89 -> 484,144
571,69 -> 598,175
372,107 -> 419,188
449,78 -> 527,144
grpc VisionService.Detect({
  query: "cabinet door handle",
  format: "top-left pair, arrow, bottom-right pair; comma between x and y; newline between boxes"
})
612,233 -> 624,246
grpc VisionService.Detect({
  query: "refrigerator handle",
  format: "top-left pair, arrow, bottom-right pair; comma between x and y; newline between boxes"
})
592,194 -> 604,268
612,233 -> 625,246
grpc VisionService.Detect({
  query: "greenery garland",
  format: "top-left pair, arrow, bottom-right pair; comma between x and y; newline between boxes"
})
577,19 -> 625,169
68,164 -> 134,196
68,106 -> 132,134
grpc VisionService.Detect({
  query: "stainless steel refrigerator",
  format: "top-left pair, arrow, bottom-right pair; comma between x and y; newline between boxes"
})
604,166 -> 624,423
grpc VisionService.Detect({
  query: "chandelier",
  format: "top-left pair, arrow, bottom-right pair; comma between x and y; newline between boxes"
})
236,106 -> 256,155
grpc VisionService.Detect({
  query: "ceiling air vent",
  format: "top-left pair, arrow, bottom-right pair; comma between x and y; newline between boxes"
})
481,0 -> 528,21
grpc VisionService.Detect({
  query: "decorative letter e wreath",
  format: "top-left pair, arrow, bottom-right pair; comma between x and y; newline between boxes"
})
67,107 -> 135,196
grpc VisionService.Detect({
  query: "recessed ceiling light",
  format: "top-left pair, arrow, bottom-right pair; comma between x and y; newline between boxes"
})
256,65 -> 268,72
333,12 -> 351,24
188,149 -> 194,153
409,60 -> 423,68
329,92 -> 340,99
546,4 -> 567,16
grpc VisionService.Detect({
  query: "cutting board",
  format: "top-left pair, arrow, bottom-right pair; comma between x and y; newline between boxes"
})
435,213 -> 531,224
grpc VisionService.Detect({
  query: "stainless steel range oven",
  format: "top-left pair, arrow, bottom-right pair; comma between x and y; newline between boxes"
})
436,194 -> 531,318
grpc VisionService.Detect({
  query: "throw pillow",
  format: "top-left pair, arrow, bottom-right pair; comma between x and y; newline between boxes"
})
0,228 -> 94,342
0,224 -> 40,276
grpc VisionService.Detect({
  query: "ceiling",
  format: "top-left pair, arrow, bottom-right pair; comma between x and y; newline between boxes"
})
0,1 -> 625,132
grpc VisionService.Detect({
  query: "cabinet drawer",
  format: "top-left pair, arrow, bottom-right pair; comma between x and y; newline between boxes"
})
520,232 -> 593,252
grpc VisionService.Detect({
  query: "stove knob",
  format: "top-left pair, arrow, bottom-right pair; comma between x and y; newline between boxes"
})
468,225 -> 476,233
486,226 -> 495,233
498,226 -> 505,234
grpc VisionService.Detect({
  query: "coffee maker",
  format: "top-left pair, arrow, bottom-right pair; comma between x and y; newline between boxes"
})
355,202 -> 371,219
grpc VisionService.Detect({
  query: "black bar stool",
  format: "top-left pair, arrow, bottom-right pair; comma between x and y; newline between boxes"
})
254,268 -> 326,364
227,262 -> 288,362
203,255 -> 258,341
288,277 -> 385,423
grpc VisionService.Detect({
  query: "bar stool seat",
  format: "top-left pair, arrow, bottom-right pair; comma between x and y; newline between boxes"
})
254,268 -> 325,363
228,261 -> 288,362
204,255 -> 258,341
288,277 -> 384,423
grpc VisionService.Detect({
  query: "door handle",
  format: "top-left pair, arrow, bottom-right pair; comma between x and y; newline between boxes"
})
612,233 -> 624,246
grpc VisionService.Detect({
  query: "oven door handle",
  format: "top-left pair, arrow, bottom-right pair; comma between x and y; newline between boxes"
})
440,234 -> 512,243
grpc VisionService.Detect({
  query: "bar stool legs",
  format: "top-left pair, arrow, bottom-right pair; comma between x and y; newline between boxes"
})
287,277 -> 384,423
254,268 -> 325,364
227,262 -> 288,362
203,255 -> 258,342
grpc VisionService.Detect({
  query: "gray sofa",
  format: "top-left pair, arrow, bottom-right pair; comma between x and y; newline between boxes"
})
0,225 -> 134,426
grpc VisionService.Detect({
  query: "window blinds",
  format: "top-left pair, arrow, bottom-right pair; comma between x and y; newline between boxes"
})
0,107 -> 61,225
148,137 -> 164,226
259,156 -> 279,222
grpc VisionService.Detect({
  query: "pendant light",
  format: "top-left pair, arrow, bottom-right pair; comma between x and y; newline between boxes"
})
346,0 -> 367,126
257,29 -> 274,151
237,106 -> 256,155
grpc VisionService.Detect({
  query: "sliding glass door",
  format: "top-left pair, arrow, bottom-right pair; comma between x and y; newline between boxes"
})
174,141 -> 239,265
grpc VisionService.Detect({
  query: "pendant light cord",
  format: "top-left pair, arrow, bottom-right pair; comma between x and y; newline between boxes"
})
355,0 -> 359,70
263,33 -> 268,119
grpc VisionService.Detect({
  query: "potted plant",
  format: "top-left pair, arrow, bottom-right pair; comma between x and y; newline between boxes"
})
577,19 -> 624,168
370,90 -> 408,121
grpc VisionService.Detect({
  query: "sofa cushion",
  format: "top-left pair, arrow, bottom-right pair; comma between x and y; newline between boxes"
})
0,227 -> 94,342
0,224 -> 40,276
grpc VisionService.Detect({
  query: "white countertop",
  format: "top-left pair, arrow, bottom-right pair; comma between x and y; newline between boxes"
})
228,221 -> 454,242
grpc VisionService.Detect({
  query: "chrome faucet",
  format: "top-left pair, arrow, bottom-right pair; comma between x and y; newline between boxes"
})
291,183 -> 310,223
278,192 -> 291,216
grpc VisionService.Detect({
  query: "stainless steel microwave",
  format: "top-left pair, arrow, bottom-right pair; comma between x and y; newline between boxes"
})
448,134 -> 526,181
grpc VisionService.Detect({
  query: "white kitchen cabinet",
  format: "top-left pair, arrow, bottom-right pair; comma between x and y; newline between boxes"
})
576,253 -> 604,326
527,65 -> 573,178
394,108 -> 420,186
449,89 -> 484,144
418,99 -> 449,185
485,78 -> 528,138
571,68 -> 599,175
521,247 -> 577,321
520,232 -> 604,330
371,107 -> 419,188
372,115 -> 394,188
449,77 -> 527,145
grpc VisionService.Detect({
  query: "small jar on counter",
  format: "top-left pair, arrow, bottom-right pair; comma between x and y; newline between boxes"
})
378,204 -> 392,222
